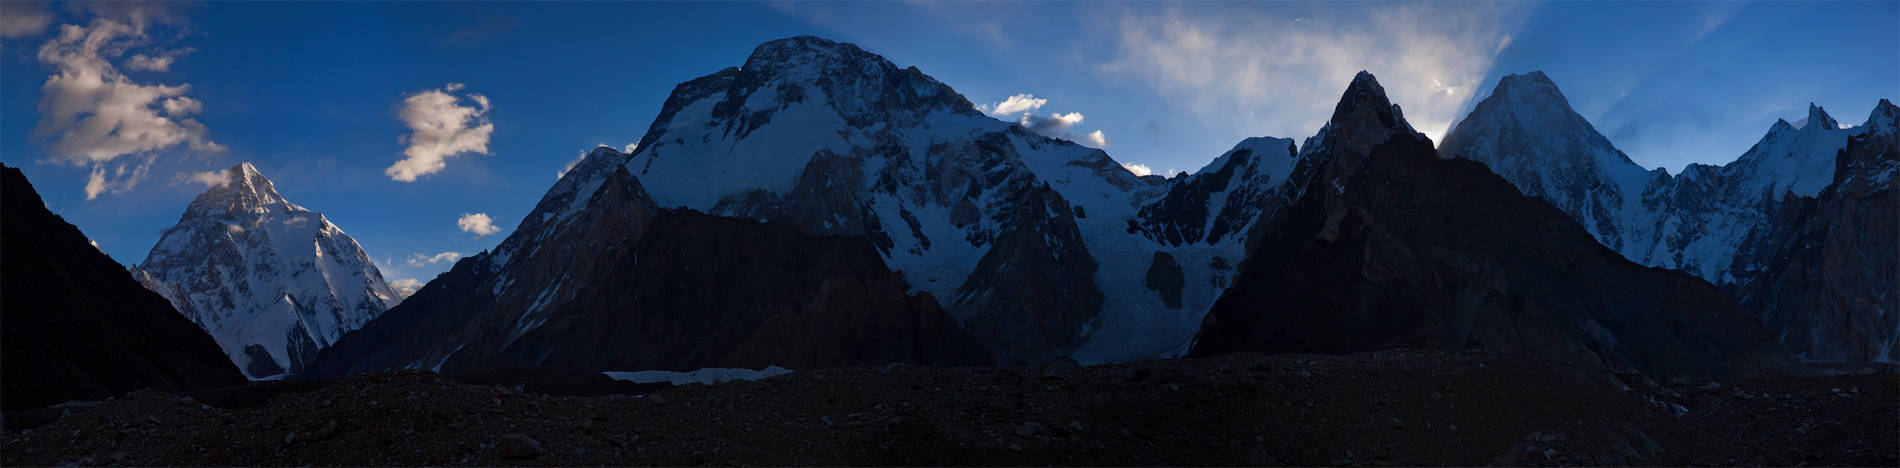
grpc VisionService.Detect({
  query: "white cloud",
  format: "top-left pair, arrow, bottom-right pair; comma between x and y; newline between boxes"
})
389,278 -> 424,298
406,251 -> 462,267
457,212 -> 500,237
0,3 -> 51,38
386,83 -> 493,182
1099,4 -> 1521,142
623,142 -> 638,154
32,19 -> 223,199
978,93 -> 1108,148
976,93 -> 1048,116
161,96 -> 201,115
181,169 -> 230,189
1121,162 -> 1153,176
124,47 -> 191,72
555,152 -> 587,180
1020,112 -> 1084,133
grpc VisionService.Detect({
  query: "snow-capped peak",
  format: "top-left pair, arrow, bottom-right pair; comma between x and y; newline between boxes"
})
184,162 -> 298,220
1864,98 -> 1897,136
133,162 -> 398,378
1790,103 -> 1839,132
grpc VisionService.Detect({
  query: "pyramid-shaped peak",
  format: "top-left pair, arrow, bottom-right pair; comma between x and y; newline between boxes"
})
1802,103 -> 1839,131
1325,71 -> 1411,137
1865,98 -> 1898,135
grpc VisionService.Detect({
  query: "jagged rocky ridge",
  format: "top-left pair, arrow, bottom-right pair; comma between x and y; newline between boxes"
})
306,147 -> 991,378
1441,72 -> 1897,362
1189,73 -> 1783,378
621,36 -> 1321,365
308,37 -> 1820,375
1726,101 -> 1899,361
130,163 -> 399,378
1,164 -> 246,410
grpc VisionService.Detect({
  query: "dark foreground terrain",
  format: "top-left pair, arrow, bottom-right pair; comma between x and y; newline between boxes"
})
3,350 -> 1892,466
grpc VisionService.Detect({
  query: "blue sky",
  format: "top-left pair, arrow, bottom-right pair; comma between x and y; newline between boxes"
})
1,1 -> 1894,286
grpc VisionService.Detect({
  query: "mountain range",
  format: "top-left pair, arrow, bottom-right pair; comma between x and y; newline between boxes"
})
1441,72 -> 1897,362
3,36 -> 1889,404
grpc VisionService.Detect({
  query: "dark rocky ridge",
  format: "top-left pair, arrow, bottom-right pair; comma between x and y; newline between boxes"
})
1727,100 -> 1900,361
1,164 -> 246,410
306,149 -> 989,378
1190,73 -> 1783,378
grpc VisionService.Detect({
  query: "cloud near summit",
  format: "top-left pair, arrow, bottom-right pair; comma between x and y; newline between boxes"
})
31,17 -> 223,199
1100,4 -> 1522,141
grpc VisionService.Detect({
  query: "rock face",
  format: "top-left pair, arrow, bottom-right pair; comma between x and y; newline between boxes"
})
1441,72 -> 1896,362
1,164 -> 246,410
1726,100 -> 1899,362
1189,73 -> 1782,378
130,163 -> 399,378
305,148 -> 990,378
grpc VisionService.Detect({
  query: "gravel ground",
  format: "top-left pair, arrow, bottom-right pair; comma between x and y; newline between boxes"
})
3,349 -> 1892,466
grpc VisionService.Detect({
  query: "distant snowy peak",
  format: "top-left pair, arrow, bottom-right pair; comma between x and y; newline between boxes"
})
1731,103 -> 1857,200
133,162 -> 397,378
1863,99 -> 1898,137
1787,103 -> 1839,131
1441,71 -> 1667,257
1135,136 -> 1298,246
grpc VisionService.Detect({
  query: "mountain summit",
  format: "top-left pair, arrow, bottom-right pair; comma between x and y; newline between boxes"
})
1443,72 -> 1895,362
132,163 -> 400,378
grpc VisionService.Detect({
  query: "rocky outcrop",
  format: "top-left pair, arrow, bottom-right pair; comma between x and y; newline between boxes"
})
130,163 -> 399,377
1189,73 -> 1783,378
1144,252 -> 1184,309
953,184 -> 1101,365
1726,100 -> 1900,362
1,164 -> 246,410
306,148 -> 989,378
1133,137 -> 1299,246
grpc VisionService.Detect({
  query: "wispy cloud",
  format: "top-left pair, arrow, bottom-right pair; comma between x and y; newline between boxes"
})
387,83 -> 493,182
178,169 -> 230,189
1099,4 -> 1522,141
124,47 -> 193,72
32,17 -> 222,199
406,251 -> 462,267
389,278 -> 424,298
0,2 -> 51,38
437,16 -> 516,49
